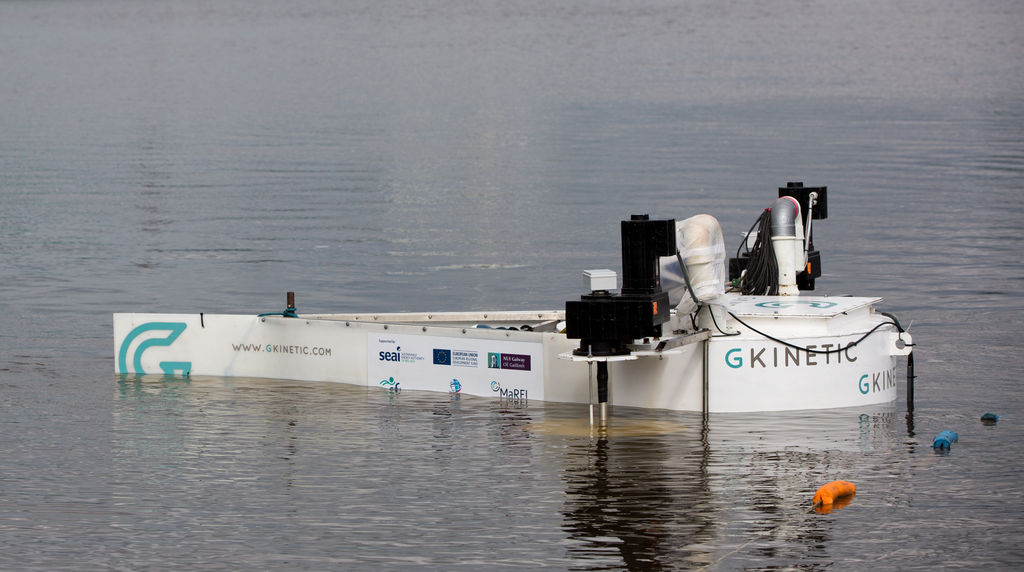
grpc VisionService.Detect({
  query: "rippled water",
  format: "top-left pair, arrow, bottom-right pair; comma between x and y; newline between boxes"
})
2,0 -> 1023,569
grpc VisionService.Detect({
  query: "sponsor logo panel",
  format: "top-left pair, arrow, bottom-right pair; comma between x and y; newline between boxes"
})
368,333 -> 542,399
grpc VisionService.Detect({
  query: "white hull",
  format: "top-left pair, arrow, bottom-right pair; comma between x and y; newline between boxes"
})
113,293 -> 910,413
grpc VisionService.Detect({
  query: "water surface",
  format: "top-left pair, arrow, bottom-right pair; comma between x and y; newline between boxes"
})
2,0 -> 1023,569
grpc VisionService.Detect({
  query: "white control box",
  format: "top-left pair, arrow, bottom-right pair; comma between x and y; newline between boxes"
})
583,269 -> 618,292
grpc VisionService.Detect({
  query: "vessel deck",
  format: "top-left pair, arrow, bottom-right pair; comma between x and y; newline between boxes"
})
723,296 -> 881,318
308,310 -> 566,332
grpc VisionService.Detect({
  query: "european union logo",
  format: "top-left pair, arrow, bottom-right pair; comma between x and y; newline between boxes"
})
433,349 -> 451,365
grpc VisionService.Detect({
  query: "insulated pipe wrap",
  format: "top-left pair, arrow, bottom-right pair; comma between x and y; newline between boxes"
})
658,214 -> 726,311
770,196 -> 800,237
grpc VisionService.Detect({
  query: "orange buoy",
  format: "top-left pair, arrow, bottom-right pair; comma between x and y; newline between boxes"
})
812,480 -> 856,506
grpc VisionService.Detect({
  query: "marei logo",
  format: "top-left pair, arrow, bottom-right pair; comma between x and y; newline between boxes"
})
118,322 -> 192,375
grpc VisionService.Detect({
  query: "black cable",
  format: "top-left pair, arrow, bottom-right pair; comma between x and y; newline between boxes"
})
727,311 -> 899,354
879,311 -> 915,346
879,311 -> 905,332
703,304 -> 740,336
739,209 -> 779,295
736,214 -> 762,259
676,252 -> 701,306
879,311 -> 916,348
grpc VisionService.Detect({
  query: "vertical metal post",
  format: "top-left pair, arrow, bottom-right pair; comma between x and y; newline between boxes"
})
597,361 -> 609,424
702,338 -> 709,416
587,345 -> 594,426
588,363 -> 594,426
906,351 -> 915,413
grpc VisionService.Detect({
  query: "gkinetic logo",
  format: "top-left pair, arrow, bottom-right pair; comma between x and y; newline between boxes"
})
118,322 -> 192,375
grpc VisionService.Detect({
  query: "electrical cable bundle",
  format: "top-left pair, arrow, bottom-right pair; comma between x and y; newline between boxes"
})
739,209 -> 779,295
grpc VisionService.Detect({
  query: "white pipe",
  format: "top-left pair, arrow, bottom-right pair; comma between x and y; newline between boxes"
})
770,197 -> 802,295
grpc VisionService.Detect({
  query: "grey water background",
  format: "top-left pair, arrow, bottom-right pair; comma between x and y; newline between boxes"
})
2,0 -> 1023,569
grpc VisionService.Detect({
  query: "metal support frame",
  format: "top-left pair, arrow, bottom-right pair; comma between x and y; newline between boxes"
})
702,337 -> 709,416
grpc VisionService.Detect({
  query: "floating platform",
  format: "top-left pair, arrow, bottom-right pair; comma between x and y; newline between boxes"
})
114,182 -> 914,414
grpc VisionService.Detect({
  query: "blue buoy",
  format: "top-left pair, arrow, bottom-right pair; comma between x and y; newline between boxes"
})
981,413 -> 999,424
933,430 -> 959,450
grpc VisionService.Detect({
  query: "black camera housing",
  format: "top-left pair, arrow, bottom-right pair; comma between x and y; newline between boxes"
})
565,215 -> 677,356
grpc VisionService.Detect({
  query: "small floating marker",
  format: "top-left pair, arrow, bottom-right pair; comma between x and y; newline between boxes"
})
981,413 -> 999,425
812,480 -> 856,511
932,430 -> 959,450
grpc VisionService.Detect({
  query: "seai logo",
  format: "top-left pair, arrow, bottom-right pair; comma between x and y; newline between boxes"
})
379,346 -> 401,362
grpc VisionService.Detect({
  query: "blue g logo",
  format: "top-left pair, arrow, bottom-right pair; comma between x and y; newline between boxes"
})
117,322 -> 191,375
725,348 -> 743,369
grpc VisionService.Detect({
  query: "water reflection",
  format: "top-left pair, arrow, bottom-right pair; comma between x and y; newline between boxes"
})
111,376 -> 926,569
813,493 -> 854,515
560,423 -> 715,569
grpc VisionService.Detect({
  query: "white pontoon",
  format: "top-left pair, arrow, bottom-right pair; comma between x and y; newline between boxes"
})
114,183 -> 914,414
